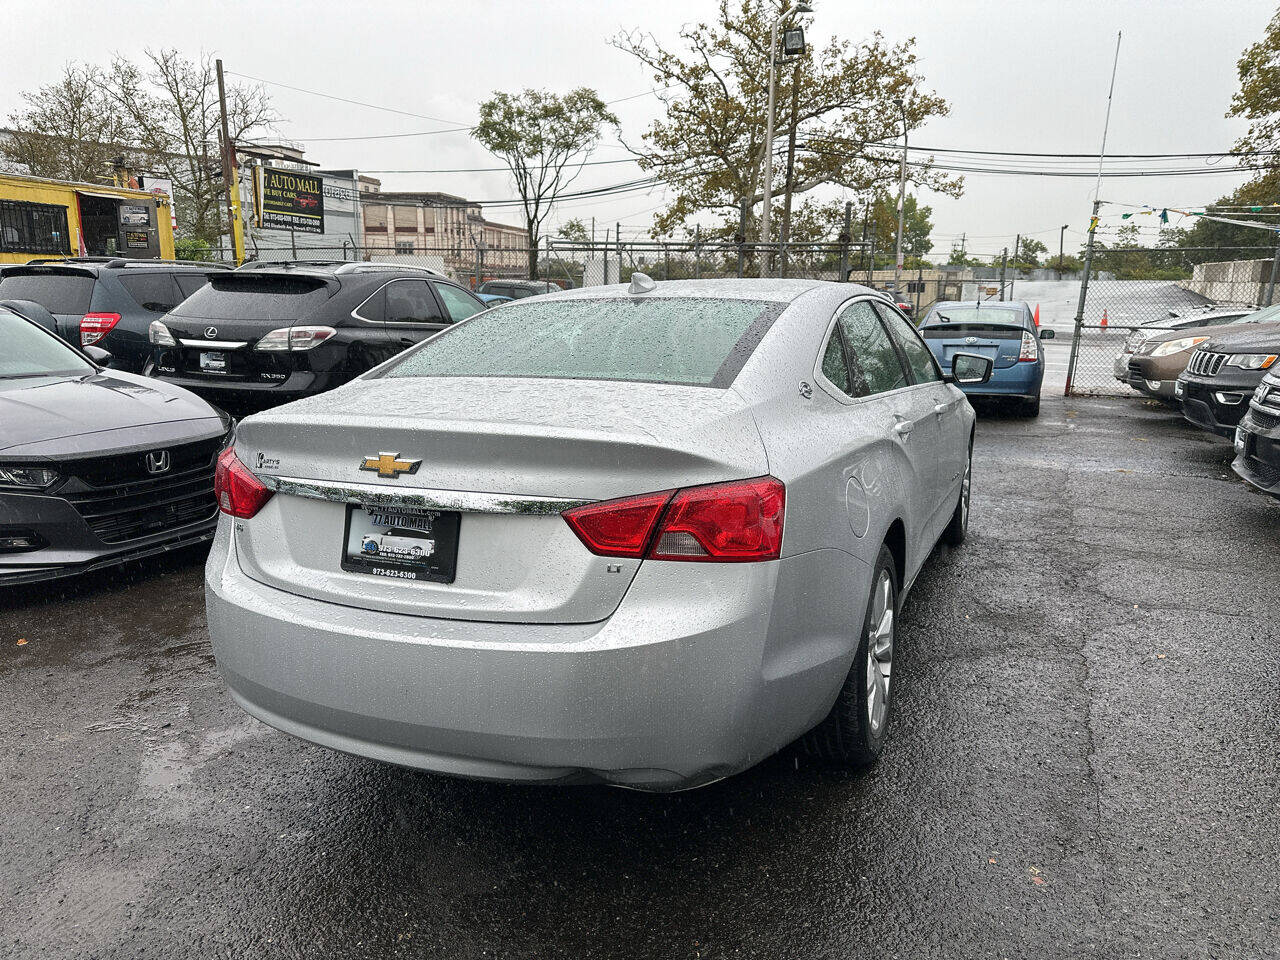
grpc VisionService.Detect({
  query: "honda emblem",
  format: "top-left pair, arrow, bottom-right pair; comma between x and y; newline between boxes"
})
145,450 -> 171,475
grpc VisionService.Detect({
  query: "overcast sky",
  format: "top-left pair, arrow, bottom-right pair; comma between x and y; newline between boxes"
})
5,0 -> 1274,258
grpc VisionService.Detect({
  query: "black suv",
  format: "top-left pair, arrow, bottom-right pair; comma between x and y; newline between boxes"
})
476,279 -> 560,299
0,257 -> 230,372
1176,322 -> 1280,436
147,261 -> 489,409
1233,369 -> 1280,496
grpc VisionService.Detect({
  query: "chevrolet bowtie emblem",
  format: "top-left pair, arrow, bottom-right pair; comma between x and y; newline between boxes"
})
360,452 -> 422,479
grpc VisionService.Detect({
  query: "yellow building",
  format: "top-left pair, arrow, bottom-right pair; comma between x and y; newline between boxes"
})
0,172 -> 175,265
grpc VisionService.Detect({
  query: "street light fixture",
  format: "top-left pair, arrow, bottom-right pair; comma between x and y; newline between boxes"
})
892,96 -> 908,297
760,2 -> 813,277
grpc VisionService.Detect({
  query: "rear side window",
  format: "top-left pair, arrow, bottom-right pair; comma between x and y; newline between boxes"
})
383,297 -> 781,387
433,283 -> 486,322
876,303 -> 942,384
174,273 -> 214,298
170,275 -> 331,321
839,301 -> 908,395
119,273 -> 182,313
820,327 -> 852,395
0,272 -> 94,314
921,323 -> 1026,339
384,280 -> 444,323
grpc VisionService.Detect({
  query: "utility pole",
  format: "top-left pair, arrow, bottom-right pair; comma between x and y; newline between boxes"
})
759,17 -> 781,277
1058,224 -> 1068,280
778,61 -> 802,279
837,200 -> 852,282
893,97 -> 909,295
1011,233 -> 1020,300
1066,200 -> 1102,395
998,248 -> 1008,300
215,59 -> 245,265
1267,235 -> 1280,306
738,196 -> 750,279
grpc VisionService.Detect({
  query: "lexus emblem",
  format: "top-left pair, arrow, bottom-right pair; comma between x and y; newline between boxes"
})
145,450 -> 171,475
204,326 -> 218,339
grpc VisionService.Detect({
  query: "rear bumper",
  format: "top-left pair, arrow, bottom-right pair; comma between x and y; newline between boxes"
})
206,522 -> 864,791
145,367 -> 352,405
958,361 -> 1043,399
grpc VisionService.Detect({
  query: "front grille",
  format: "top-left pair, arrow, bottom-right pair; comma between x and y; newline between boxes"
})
1251,409 -> 1280,431
1128,358 -> 1145,377
1187,350 -> 1227,377
61,436 -> 222,544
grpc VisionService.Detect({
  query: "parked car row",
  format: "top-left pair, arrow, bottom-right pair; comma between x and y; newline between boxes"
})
4,272 -> 1002,792
1110,300 -> 1280,499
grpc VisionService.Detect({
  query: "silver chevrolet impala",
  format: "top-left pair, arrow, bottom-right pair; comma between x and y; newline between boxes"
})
206,278 -> 992,791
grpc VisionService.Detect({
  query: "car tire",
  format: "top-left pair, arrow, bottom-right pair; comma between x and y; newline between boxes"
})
803,544 -> 898,769
1023,396 -> 1041,418
942,443 -> 972,546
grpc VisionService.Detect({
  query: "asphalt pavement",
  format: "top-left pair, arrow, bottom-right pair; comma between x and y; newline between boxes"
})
2,394 -> 1278,959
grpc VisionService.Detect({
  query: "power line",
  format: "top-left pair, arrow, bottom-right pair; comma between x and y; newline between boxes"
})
229,71 -> 469,126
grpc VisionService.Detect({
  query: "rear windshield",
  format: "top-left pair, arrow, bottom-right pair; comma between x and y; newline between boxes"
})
170,275 -> 332,321
922,322 -> 1026,339
382,297 -> 781,387
0,271 -> 94,315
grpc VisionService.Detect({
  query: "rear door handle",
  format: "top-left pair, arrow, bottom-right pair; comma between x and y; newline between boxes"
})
399,337 -> 415,345
893,419 -> 915,438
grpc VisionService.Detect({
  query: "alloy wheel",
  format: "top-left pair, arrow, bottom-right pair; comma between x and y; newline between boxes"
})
866,569 -> 895,733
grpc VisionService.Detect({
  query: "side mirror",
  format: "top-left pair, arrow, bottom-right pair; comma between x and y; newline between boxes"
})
949,352 -> 994,385
84,345 -> 113,366
1039,328 -> 1055,339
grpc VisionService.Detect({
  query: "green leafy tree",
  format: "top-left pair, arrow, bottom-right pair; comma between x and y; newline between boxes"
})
557,217 -> 590,242
865,190 -> 933,265
1013,237 -> 1046,269
474,89 -> 618,278
613,0 -> 960,240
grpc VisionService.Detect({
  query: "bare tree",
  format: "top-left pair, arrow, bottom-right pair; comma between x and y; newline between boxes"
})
1,64 -> 136,182
473,89 -> 618,279
109,50 -> 275,244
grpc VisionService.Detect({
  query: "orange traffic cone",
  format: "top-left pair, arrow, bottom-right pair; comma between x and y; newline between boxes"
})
1101,309 -> 1109,328
1033,304 -> 1041,327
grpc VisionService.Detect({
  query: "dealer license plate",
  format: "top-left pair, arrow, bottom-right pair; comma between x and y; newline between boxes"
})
341,504 -> 460,583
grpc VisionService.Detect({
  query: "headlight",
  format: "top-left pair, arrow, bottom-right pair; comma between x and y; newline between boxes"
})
1152,336 -> 1208,357
255,326 -> 337,351
0,465 -> 59,488
1225,353 -> 1278,370
149,320 -> 177,346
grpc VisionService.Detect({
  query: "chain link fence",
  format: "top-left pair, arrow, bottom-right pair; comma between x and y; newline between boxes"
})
1064,245 -> 1280,397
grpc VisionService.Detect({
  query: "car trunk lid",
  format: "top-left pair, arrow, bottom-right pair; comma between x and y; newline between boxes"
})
230,375 -> 769,623
159,273 -> 334,384
922,322 -> 1028,368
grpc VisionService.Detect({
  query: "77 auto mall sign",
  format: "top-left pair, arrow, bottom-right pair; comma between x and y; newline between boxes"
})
257,166 -> 325,234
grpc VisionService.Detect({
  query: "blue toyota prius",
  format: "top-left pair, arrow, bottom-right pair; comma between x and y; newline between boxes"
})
918,300 -> 1053,417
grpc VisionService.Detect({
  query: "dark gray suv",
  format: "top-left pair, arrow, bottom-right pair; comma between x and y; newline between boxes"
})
0,257 -> 230,372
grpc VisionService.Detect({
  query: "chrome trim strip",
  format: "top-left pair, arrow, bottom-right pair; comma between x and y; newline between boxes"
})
257,474 -> 591,515
179,338 -> 248,349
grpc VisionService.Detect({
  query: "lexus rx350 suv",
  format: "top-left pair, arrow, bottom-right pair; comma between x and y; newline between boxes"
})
0,257 -> 230,371
147,261 -> 489,411
205,278 -> 994,790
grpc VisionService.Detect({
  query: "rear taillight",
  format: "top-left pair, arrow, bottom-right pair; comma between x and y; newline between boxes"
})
81,313 -> 121,347
562,476 -> 785,563
1019,330 -> 1037,361
213,448 -> 274,518
254,326 -> 337,351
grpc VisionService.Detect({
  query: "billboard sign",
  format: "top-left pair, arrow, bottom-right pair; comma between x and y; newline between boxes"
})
257,166 -> 325,234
